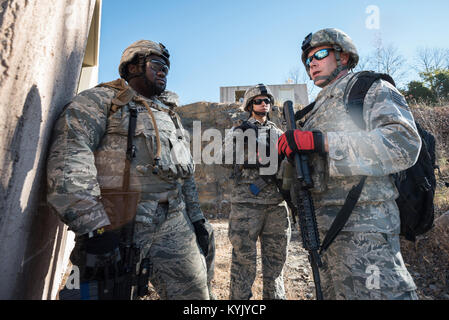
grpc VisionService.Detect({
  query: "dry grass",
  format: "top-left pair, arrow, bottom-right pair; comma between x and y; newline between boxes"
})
400,104 -> 449,300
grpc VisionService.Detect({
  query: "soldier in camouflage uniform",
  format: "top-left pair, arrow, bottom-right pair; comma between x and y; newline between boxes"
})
47,40 -> 214,300
223,84 -> 291,300
278,29 -> 420,300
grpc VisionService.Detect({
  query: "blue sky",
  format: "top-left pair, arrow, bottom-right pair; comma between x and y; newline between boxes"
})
99,0 -> 449,105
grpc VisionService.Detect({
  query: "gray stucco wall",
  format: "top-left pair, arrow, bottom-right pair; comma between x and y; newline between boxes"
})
0,0 -> 96,299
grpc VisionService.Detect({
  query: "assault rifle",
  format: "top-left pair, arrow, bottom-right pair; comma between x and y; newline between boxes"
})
282,100 -> 323,300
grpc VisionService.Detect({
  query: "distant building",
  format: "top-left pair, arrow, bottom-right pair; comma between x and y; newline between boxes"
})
220,83 -> 309,109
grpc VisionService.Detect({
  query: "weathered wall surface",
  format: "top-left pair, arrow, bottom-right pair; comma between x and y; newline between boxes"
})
177,102 -> 287,219
0,0 -> 96,299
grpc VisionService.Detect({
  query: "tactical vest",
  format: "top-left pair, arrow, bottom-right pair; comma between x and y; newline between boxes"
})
84,80 -> 194,230
94,80 -> 194,194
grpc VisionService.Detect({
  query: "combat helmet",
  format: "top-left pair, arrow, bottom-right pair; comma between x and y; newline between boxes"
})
241,84 -> 275,114
119,40 -> 170,80
301,28 -> 359,86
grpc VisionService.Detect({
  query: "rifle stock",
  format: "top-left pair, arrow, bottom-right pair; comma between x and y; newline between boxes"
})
282,100 -> 323,300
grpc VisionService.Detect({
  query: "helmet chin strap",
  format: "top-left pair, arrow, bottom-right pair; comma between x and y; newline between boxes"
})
313,65 -> 348,88
252,110 -> 270,121
248,106 -> 270,120
253,110 -> 268,116
309,48 -> 348,88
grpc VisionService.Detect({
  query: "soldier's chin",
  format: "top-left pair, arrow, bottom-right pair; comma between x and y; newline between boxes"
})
313,78 -> 327,88
155,83 -> 166,96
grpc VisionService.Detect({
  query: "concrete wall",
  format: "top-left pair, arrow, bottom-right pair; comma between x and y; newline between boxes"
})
0,0 -> 98,299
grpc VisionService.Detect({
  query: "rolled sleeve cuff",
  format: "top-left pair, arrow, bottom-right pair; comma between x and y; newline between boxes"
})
68,208 -> 111,236
187,209 -> 206,224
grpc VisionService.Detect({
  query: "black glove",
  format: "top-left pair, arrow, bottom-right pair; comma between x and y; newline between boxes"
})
193,220 -> 210,257
84,229 -> 120,255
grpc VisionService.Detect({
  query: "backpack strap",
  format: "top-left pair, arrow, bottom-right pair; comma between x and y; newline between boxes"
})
346,71 -> 396,130
295,102 -> 316,123
320,72 -> 395,252
320,176 -> 367,253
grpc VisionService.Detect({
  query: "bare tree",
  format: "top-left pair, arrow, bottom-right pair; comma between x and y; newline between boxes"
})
286,67 -> 301,84
353,54 -> 372,72
415,47 -> 449,73
285,66 -> 318,102
369,41 -> 408,85
446,49 -> 449,69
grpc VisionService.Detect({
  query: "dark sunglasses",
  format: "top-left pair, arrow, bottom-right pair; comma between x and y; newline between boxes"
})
305,48 -> 333,67
149,59 -> 169,75
252,98 -> 271,105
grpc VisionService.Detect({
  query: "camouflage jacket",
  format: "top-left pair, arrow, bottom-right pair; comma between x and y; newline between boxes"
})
47,84 -> 205,235
302,72 -> 421,233
223,117 -> 284,204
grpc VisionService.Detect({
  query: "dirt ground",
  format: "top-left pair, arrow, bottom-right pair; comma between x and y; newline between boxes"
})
144,218 -> 448,300
208,220 -> 314,300
144,219 -> 314,300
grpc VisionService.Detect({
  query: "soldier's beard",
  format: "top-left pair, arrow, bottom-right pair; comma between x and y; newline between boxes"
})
144,76 -> 166,97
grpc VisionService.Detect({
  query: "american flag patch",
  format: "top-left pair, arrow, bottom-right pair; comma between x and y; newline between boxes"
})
391,90 -> 409,110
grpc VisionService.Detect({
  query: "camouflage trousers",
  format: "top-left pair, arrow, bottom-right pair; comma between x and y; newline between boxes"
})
204,221 -> 216,299
318,230 -> 418,300
228,202 -> 291,300
134,203 -> 210,300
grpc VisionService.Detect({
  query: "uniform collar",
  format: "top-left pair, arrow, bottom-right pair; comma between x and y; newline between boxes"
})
316,71 -> 353,100
249,117 -> 268,126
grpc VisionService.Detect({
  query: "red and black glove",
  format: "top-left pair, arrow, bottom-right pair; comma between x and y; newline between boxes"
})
277,130 -> 325,159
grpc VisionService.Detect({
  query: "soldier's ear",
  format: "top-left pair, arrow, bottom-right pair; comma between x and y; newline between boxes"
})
128,63 -> 139,74
341,52 -> 350,66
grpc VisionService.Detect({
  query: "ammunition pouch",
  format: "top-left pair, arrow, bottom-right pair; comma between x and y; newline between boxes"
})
100,188 -> 141,231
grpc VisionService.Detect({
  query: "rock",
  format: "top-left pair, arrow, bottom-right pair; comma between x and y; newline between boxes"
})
176,101 -> 286,219
425,211 -> 449,246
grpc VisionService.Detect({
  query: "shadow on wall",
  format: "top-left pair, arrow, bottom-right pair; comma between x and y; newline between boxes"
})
15,51 -> 84,300
0,0 -> 94,299
0,85 -> 59,299
4,85 -> 64,300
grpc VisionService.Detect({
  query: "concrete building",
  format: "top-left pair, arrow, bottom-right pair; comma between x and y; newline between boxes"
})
220,83 -> 309,109
0,0 -> 102,299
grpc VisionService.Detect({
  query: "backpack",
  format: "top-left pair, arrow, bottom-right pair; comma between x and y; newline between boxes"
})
298,71 -> 438,251
345,71 -> 436,242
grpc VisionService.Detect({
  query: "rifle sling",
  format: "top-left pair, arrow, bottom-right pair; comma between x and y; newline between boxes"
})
320,176 -> 367,254
295,102 -> 316,122
124,106 -> 137,192
318,72 -> 395,252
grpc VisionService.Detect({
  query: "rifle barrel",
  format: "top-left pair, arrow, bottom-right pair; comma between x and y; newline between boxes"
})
283,100 -> 324,300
